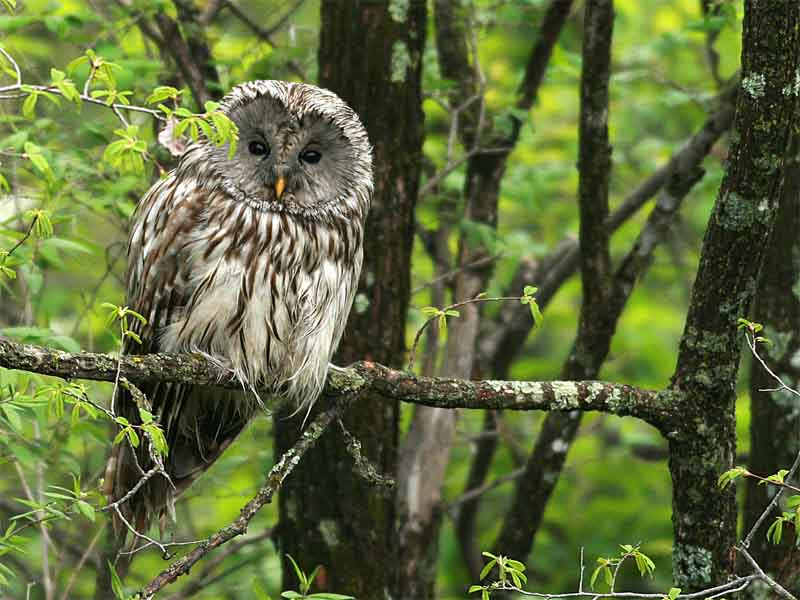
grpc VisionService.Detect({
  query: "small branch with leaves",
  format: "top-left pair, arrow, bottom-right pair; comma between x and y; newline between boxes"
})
409,286 -> 543,369
0,48 -> 238,179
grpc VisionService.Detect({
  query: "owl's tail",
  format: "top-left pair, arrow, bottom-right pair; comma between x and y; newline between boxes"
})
103,383 -> 257,540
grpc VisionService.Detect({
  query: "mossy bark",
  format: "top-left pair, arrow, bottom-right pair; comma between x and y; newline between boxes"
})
274,2 -> 427,598
744,149 -> 800,596
669,0 -> 800,589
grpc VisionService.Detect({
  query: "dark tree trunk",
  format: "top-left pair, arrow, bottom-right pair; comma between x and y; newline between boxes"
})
744,149 -> 800,595
669,0 -> 800,589
274,2 -> 427,599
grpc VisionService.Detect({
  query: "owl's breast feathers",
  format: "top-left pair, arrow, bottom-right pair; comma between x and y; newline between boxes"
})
129,172 -> 363,407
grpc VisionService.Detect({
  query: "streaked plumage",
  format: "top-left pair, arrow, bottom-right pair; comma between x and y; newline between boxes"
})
104,81 -> 372,532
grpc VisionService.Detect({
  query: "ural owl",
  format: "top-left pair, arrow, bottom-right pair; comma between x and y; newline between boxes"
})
104,81 -> 372,531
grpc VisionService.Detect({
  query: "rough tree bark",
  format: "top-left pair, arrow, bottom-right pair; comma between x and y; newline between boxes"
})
273,2 -> 427,599
669,0 -> 800,589
744,149 -> 800,594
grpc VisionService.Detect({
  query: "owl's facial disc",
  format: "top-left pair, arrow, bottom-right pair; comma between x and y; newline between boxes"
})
208,94 -> 357,216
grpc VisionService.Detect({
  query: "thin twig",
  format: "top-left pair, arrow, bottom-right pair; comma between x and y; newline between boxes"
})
337,419 -> 395,489
0,46 -> 22,87
59,525 -> 105,600
219,0 -> 308,80
447,467 -> 524,509
411,253 -> 500,294
741,329 -> 800,547
5,214 -> 38,258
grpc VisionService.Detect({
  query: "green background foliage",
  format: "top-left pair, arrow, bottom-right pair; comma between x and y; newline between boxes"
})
0,1 -> 747,598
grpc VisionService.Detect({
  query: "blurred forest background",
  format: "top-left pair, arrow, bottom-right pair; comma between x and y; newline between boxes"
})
0,0 -> 782,599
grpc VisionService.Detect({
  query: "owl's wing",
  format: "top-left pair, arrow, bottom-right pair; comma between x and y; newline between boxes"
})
105,173 -> 204,532
124,175 -> 202,356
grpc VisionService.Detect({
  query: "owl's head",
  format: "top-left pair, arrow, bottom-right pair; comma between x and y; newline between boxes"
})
195,80 -> 372,219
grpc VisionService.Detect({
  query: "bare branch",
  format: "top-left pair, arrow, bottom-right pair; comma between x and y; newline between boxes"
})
218,0 -> 308,80
516,0 -> 575,110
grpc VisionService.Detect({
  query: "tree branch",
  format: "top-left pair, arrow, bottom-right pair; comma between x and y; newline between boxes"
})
138,397 -> 347,598
0,338 -> 671,425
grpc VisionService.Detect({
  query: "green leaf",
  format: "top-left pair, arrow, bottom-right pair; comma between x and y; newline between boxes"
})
280,593 -> 303,599
468,585 -> 484,593
766,517 -> 784,544
286,554 -> 307,589
21,93 -> 37,119
108,561 -> 125,599
590,565 -> 603,590
66,54 -> 89,75
668,587 -> 682,600
42,491 -> 74,501
421,306 -> 440,318
634,551 -> 656,576
126,427 -> 140,448
23,142 -> 52,181
505,559 -> 525,571
1,403 -> 23,434
717,466 -> 747,488
510,570 -> 523,588
307,595 -> 356,600
146,86 -> 181,105
479,557 -> 496,581
76,500 -> 95,522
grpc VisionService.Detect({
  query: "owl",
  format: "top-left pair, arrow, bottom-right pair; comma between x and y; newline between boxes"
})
103,81 -> 373,533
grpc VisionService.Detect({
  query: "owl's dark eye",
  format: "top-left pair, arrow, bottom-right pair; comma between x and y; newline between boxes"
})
300,149 -> 322,164
248,141 -> 270,157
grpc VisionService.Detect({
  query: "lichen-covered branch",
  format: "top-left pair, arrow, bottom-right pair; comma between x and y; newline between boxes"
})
0,338 -> 670,425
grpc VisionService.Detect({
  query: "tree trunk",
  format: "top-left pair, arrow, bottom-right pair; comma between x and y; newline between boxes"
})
669,0 -> 800,589
744,147 -> 800,595
274,2 -> 427,598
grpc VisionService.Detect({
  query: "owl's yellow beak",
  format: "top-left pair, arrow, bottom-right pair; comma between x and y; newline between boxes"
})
275,176 -> 286,201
